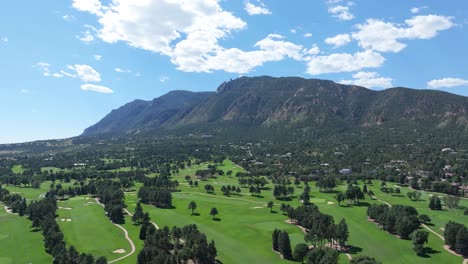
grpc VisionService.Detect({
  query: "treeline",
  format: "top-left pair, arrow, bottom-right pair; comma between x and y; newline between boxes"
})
95,180 -> 126,224
137,224 -> 217,264
367,204 -> 420,239
444,221 -> 468,256
0,186 -> 107,263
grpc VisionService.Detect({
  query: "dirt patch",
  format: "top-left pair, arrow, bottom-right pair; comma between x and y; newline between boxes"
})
4,206 -> 14,214
285,219 -> 308,234
443,245 -> 463,257
113,249 -> 126,254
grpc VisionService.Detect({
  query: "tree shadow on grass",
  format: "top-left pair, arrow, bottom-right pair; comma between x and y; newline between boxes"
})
417,247 -> 441,258
270,210 -> 278,214
212,218 -> 221,221
347,245 -> 363,254
191,212 -> 200,216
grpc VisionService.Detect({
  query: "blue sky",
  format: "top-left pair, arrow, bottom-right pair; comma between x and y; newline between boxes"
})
0,0 -> 467,143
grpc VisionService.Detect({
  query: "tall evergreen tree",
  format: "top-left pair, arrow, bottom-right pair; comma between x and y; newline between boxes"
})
278,231 -> 292,260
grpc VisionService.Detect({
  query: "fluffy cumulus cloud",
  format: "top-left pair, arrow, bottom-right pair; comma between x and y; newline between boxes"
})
72,0 -> 320,74
80,84 -> 113,93
411,6 -> 427,14
244,1 -> 271,16
339,71 -> 393,88
352,15 -> 454,53
328,5 -> 354,21
115,67 -> 131,73
325,33 -> 351,48
427,78 -> 468,89
67,64 -> 101,82
306,50 -> 385,75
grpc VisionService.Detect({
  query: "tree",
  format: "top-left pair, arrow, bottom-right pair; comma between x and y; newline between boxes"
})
272,229 -> 280,251
411,230 -> 429,255
429,196 -> 442,210
443,195 -> 460,209
335,191 -> 345,205
139,223 -> 148,240
418,214 -> 431,224
267,201 -> 274,212
132,203 -> 144,224
293,243 -> 309,263
306,247 -> 339,264
278,231 -> 292,260
363,184 -> 368,193
188,200 -> 197,215
95,256 -> 108,264
455,228 -> 468,256
336,219 -> 349,249
210,207 -> 218,220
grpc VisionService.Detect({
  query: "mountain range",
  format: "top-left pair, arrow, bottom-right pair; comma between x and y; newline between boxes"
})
82,76 -> 468,137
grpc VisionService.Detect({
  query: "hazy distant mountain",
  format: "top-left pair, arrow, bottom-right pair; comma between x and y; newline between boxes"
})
82,76 -> 468,137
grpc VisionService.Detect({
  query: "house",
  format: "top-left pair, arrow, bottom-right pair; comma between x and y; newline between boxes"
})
339,168 -> 352,175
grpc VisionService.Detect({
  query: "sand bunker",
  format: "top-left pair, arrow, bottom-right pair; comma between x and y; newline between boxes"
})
60,218 -> 72,222
113,249 -> 126,254
66,219 -> 72,222
327,201 -> 335,205
4,206 -> 13,214
58,207 -> 72,210
252,206 -> 264,209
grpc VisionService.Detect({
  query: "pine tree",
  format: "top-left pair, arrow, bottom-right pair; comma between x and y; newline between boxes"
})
278,231 -> 292,259
139,223 -> 148,240
336,219 -> 349,249
272,229 -> 280,251
455,228 -> 468,256
132,203 -> 144,224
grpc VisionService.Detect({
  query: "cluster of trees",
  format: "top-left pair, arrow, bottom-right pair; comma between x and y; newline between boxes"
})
0,190 -> 27,215
334,184 -> 365,205
443,195 -> 461,209
138,187 -> 172,208
137,224 -> 217,264
444,221 -> 468,256
204,184 -> 215,194
220,185 -> 241,195
273,184 -> 295,200
95,180 -> 126,224
272,229 -> 292,259
367,204 -> 420,239
316,176 -> 336,192
286,205 -> 349,249
428,196 -> 442,210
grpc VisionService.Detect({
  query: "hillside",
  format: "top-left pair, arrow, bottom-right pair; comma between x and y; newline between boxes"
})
82,76 -> 468,137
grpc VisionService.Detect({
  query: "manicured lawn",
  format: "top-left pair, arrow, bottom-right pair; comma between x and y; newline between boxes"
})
11,165 -> 25,174
3,180 -> 78,201
0,206 -> 52,263
132,160 -> 463,264
57,196 -> 132,262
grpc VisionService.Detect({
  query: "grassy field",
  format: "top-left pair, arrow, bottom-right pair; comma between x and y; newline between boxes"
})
57,196 -> 132,262
125,160 -> 463,264
0,206 -> 52,263
3,180 -> 78,201
11,165 -> 25,174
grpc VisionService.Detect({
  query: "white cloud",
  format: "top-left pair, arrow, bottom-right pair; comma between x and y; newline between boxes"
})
67,64 -> 101,82
1,37 -> 8,43
20,89 -> 30,94
325,33 -> 351,48
115,67 -> 131,73
62,15 -> 75,21
73,0 -> 310,73
35,62 -> 51,76
245,1 -> 271,16
290,29 -> 297,34
306,50 -> 385,75
328,5 -> 354,21
52,73 -> 64,78
72,0 -> 103,15
59,70 -> 76,78
304,33 -> 313,38
94,54 -> 102,61
159,75 -> 169,83
339,71 -> 393,88
78,30 -> 94,43
427,78 -> 468,89
352,15 -> 454,53
411,6 -> 428,14
80,84 -> 113,94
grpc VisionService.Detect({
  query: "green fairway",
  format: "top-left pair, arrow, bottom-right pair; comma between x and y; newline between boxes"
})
3,180 -> 77,201
131,160 -> 463,264
0,206 -> 52,263
57,196 -> 132,262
